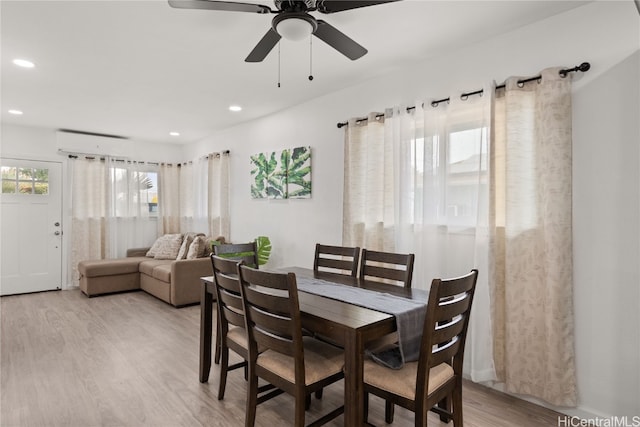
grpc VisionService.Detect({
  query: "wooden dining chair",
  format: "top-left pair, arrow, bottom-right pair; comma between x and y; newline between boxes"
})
214,242 -> 259,268
238,265 -> 345,427
212,242 -> 259,364
359,248 -> 416,391
363,269 -> 479,426
359,249 -> 415,288
210,255 -> 278,402
210,255 -> 250,400
313,243 -> 360,277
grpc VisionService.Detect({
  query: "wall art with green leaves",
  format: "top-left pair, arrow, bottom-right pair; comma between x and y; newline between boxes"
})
250,146 -> 311,199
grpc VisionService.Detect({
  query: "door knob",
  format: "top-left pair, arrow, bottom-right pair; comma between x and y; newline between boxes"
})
54,222 -> 60,227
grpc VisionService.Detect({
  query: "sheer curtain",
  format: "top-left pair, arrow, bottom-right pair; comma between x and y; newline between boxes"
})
69,157 -> 109,286
107,160 -> 158,257
490,68 -> 577,406
157,153 -> 230,238
69,157 -> 159,285
343,97 -> 495,382
401,89 -> 495,382
342,67 -> 577,405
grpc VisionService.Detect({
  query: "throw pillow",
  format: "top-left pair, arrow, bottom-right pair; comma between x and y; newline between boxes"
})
146,234 -> 175,257
186,235 -> 208,259
176,232 -> 197,260
153,234 -> 184,260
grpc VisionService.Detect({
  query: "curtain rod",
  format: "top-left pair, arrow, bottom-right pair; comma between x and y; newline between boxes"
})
336,62 -> 590,129
64,149 -> 230,164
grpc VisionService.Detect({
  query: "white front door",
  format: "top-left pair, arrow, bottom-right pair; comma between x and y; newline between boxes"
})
1,159 -> 62,295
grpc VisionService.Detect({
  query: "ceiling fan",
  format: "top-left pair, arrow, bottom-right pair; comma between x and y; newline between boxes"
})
168,0 -> 400,62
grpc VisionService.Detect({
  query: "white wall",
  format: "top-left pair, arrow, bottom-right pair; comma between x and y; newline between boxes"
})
185,1 -> 640,420
572,50 -> 640,419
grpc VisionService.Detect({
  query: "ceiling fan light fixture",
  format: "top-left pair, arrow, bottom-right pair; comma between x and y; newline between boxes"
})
273,13 -> 317,41
276,18 -> 313,41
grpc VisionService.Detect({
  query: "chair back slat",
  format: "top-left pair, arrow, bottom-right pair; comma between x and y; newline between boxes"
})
359,249 -> 415,288
430,336 -> 462,367
211,255 -> 246,331
243,284 -> 293,314
238,265 -> 304,366
314,243 -> 360,277
214,242 -> 259,268
316,257 -> 357,272
247,304 -> 295,340
434,295 -> 471,323
219,287 -> 244,313
223,306 -> 245,328
431,315 -> 465,345
361,264 -> 408,282
438,274 -> 476,297
416,269 -> 478,399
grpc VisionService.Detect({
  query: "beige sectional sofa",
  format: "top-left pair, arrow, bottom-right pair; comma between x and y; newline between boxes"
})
78,233 -> 215,307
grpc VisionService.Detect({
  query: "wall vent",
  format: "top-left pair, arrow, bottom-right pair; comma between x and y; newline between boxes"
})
57,128 -> 128,140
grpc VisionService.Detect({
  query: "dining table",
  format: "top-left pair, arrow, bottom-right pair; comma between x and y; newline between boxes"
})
199,266 -> 429,426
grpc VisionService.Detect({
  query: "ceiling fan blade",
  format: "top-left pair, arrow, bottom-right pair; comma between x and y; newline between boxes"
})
245,28 -> 282,62
313,20 -> 367,60
168,0 -> 272,14
315,0 -> 400,14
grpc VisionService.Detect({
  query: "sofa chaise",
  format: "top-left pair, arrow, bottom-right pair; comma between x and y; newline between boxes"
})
78,233 -> 214,307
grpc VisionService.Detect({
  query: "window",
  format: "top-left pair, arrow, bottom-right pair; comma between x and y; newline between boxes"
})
407,125 -> 487,228
110,167 -> 158,218
445,126 -> 488,226
1,166 -> 49,195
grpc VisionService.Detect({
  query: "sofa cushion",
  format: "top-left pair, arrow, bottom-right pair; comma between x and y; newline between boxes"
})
139,259 -> 172,277
79,257 -> 147,278
151,263 -> 172,282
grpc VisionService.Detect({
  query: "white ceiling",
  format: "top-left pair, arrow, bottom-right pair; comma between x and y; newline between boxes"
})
1,0 -> 589,145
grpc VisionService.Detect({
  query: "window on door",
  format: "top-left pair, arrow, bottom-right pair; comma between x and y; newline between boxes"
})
1,166 -> 50,195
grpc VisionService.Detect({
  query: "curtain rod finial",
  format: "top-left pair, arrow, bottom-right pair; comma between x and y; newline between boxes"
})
578,62 -> 591,72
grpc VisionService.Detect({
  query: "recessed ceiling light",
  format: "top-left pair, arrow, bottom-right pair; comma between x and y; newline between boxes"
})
169,131 -> 180,136
13,59 -> 35,68
8,109 -> 23,115
229,105 -> 242,112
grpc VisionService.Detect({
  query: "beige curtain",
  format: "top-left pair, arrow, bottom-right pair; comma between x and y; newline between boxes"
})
69,157 -> 109,285
490,67 -> 577,406
207,152 -> 230,240
342,112 -> 396,251
157,163 -> 182,234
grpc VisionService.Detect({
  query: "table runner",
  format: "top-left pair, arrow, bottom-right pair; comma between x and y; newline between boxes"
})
296,276 -> 428,369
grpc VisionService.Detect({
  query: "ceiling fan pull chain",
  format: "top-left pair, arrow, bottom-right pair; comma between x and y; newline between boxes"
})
278,41 -> 281,88
309,35 -> 314,81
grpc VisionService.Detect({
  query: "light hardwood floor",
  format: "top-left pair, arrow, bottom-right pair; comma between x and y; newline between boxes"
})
1,289 -> 564,426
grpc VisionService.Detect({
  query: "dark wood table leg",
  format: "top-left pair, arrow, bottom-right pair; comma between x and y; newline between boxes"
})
199,281 -> 213,383
344,329 -> 364,426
